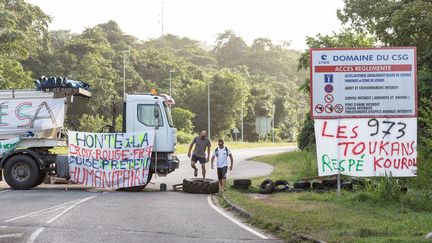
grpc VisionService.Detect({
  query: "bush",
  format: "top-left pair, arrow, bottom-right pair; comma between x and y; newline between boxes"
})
177,130 -> 194,144
401,190 -> 432,212
78,114 -> 109,132
297,114 -> 315,150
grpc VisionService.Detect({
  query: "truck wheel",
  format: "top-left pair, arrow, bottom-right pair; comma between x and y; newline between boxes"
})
33,170 -> 47,187
4,155 -> 40,190
183,178 -> 219,194
117,172 -> 153,192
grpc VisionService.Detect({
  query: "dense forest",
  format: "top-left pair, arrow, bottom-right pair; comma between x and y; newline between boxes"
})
0,0 -> 308,143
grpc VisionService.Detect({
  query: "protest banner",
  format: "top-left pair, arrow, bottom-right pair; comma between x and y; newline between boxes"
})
0,98 -> 65,135
68,131 -> 155,189
0,137 -> 20,157
314,118 -> 417,177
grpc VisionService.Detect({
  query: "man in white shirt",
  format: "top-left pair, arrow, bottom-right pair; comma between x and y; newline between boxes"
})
211,138 -> 233,191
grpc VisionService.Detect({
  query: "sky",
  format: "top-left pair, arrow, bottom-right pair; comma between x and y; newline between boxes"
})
27,0 -> 345,50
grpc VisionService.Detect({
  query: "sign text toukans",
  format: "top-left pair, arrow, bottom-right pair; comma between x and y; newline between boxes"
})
68,131 -> 155,188
310,47 -> 417,177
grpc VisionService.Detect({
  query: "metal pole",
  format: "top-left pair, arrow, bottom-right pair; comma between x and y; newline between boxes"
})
123,54 -> 126,100
272,104 -> 275,143
122,50 -> 129,101
207,81 -> 211,139
241,96 -> 244,141
337,119 -> 341,196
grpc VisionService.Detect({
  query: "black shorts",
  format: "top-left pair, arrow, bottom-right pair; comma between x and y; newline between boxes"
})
191,154 -> 207,164
217,166 -> 228,180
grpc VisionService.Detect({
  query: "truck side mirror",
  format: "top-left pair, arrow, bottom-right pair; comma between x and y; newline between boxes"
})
154,104 -> 160,127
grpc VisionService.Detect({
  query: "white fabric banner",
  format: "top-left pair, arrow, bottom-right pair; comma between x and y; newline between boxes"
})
68,131 -> 155,189
314,118 -> 417,177
0,98 -> 65,135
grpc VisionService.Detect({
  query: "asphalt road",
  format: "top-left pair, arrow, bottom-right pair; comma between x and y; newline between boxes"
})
0,146 -> 295,243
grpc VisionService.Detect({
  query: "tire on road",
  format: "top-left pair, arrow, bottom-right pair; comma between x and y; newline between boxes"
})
233,179 -> 251,186
259,179 -> 274,194
183,178 -> 219,194
273,180 -> 290,192
4,155 -> 40,190
117,172 -> 153,192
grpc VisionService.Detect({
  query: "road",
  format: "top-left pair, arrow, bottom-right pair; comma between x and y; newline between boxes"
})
0,146 -> 295,243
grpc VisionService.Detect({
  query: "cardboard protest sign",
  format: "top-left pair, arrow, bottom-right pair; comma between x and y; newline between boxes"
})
314,118 -> 417,177
68,131 -> 154,189
0,98 -> 65,135
0,137 -> 20,157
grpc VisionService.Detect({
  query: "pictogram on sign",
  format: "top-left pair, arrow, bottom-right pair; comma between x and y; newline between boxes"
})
334,104 -> 344,113
324,84 -> 334,93
315,104 -> 324,114
324,94 -> 334,103
325,104 -> 333,113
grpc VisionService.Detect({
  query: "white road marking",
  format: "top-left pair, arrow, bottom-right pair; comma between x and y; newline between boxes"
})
0,226 -> 7,229
207,195 -> 268,240
0,190 -> 10,194
46,196 -> 96,224
26,227 -> 44,243
0,233 -> 23,238
3,198 -> 82,223
25,195 -> 96,243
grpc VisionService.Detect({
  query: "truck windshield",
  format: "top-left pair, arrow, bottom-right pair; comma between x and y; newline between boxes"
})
164,103 -> 174,127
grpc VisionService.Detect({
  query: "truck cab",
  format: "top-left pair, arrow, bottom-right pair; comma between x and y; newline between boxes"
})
124,93 -> 179,176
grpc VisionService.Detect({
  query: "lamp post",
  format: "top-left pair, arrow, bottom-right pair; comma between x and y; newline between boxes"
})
207,80 -> 212,139
122,50 -> 130,101
272,104 -> 276,143
169,70 -> 175,97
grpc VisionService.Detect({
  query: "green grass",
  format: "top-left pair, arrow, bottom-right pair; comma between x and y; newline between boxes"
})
223,151 -> 432,242
175,141 -> 294,154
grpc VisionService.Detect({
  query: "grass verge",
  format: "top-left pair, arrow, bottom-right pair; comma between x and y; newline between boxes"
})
223,151 -> 432,242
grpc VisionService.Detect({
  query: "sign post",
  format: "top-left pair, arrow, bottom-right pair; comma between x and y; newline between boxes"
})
232,127 -> 240,141
310,47 -> 418,195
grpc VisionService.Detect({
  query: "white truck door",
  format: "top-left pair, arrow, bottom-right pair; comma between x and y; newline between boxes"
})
129,101 -> 170,152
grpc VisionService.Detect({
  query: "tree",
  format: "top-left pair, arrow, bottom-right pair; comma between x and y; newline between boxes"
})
213,30 -> 248,68
172,108 -> 195,134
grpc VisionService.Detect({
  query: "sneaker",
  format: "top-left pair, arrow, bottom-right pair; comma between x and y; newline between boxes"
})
194,168 -> 198,177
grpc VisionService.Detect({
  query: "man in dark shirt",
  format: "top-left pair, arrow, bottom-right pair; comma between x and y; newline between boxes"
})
187,130 -> 211,181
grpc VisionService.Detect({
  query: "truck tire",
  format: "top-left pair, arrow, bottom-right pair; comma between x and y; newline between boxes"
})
233,179 -> 251,186
183,178 -> 219,194
4,155 -> 40,190
259,179 -> 274,194
117,172 -> 153,192
33,170 -> 47,187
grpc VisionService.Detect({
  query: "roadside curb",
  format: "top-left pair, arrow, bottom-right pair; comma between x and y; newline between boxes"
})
218,193 -> 252,219
219,193 -> 327,243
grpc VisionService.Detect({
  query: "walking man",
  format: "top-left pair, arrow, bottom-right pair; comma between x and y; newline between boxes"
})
187,130 -> 211,181
211,138 -> 233,191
